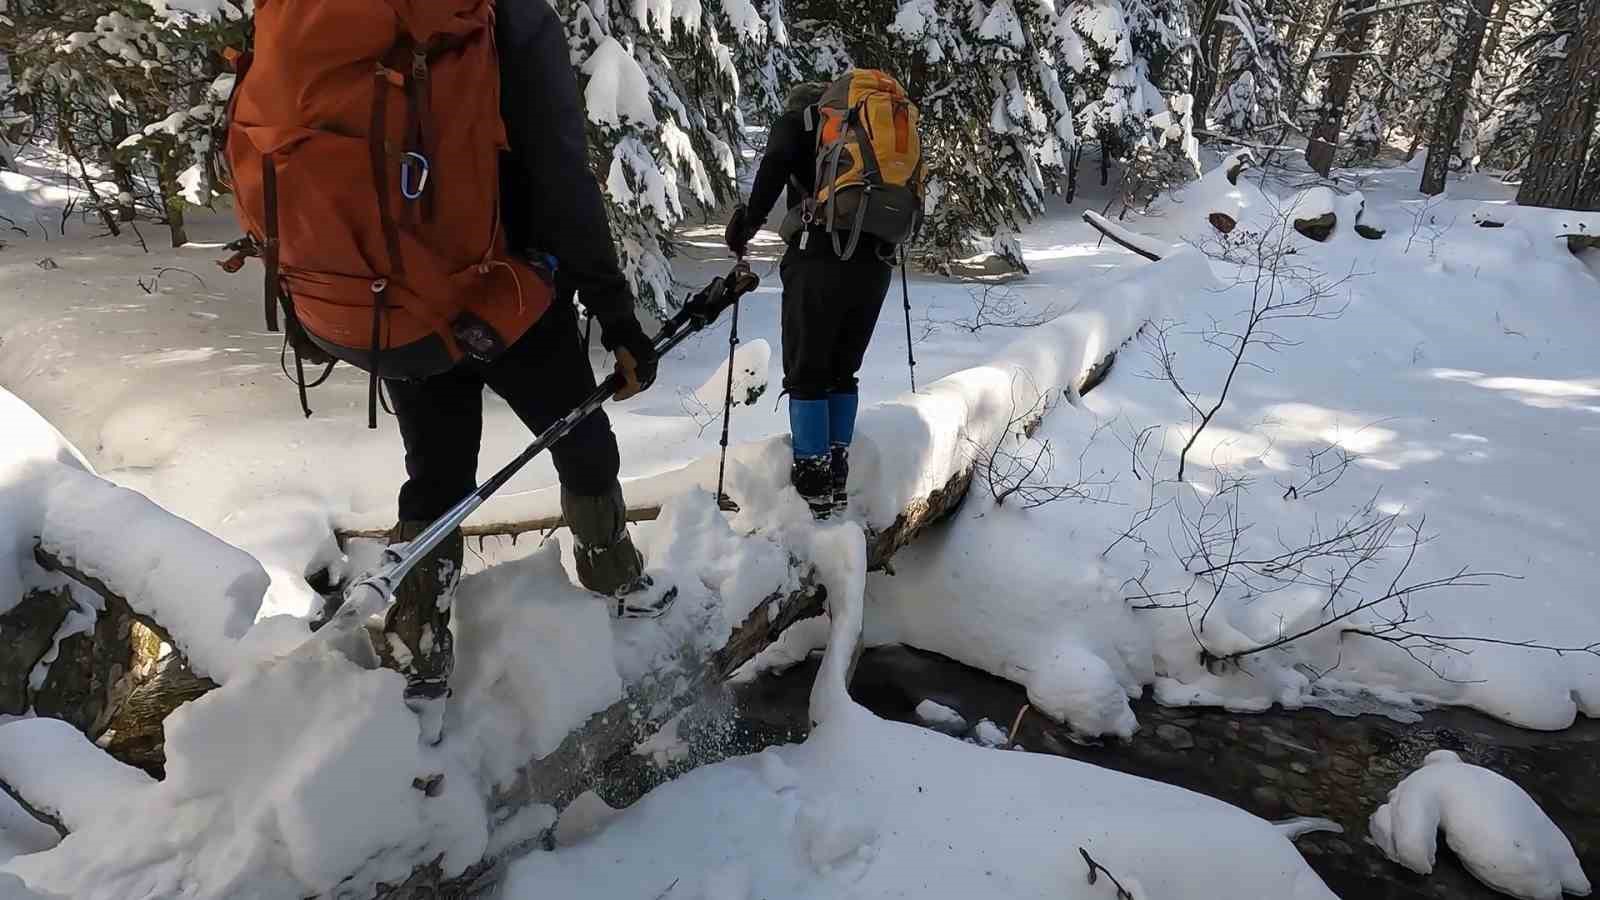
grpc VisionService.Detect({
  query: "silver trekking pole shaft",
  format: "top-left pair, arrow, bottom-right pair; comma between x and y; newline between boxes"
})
333,262 -> 761,624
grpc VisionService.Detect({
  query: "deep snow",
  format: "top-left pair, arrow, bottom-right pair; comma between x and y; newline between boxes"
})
2,148 -> 1597,898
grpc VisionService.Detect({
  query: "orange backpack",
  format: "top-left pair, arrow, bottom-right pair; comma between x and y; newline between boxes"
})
223,0 -> 551,425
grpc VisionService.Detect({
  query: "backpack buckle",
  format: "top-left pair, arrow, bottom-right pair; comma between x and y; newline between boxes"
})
400,151 -> 430,200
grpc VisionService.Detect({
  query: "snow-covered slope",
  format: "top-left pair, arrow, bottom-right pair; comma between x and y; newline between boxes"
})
866,156 -> 1600,734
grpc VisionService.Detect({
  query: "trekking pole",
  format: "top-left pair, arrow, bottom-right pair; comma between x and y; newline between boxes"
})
900,246 -> 916,393
714,260 -> 744,509
326,262 -> 761,632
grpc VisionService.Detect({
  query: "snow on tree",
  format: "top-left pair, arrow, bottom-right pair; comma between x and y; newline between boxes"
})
1207,0 -> 1295,140
0,0 -> 245,245
555,0 -> 786,315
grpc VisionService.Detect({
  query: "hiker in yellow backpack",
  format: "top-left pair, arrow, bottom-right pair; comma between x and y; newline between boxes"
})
725,71 -> 924,519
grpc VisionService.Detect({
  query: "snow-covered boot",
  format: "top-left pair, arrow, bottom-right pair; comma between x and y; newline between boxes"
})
378,520 -> 462,746
830,443 -> 850,515
792,455 -> 834,520
564,483 -> 678,619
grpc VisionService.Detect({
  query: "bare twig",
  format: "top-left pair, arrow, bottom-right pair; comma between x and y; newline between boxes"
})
1079,848 -> 1136,899
1277,443 -> 1358,500
932,285 -> 1058,334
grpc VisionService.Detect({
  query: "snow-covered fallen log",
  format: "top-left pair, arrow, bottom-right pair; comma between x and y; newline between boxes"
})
1,387 -> 269,772
1083,209 -> 1170,261
31,467 -> 266,683
1472,202 -> 1600,251
0,718 -> 154,836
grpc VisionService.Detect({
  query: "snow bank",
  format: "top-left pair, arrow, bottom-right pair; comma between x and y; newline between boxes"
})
35,465 -> 266,682
1370,750 -> 1590,899
868,157 -> 1600,736
3,642 -> 487,899
691,336 -> 771,410
0,718 -> 152,832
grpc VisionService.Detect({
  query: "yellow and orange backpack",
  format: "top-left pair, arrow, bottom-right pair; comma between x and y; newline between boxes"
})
783,69 -> 924,260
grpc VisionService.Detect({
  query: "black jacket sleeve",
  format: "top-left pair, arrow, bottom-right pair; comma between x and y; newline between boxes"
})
497,0 -> 643,348
745,110 -> 808,228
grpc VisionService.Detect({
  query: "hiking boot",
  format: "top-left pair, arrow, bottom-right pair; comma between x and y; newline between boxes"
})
378,520 -> 462,746
564,483 -> 678,618
792,455 -> 833,520
830,444 -> 850,515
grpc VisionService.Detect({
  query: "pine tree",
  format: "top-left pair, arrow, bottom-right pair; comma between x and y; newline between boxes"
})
1305,0 -> 1377,175
1481,0 -> 1576,172
552,0 -> 785,314
1420,0 -> 1495,194
1208,0 -> 1296,139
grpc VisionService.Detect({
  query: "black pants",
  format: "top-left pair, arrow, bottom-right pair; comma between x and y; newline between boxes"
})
385,302 -> 620,522
780,247 -> 893,400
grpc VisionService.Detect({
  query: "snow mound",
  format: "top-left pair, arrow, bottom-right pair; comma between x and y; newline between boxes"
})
449,542 -> 622,781
3,643 -> 487,899
692,337 -> 771,410
0,718 -> 152,832
1369,750 -> 1590,900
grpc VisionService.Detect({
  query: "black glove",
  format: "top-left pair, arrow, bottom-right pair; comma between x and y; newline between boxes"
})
725,205 -> 756,257
601,316 -> 658,400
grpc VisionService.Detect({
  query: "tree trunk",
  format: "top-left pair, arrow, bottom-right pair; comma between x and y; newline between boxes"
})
56,104 -> 121,238
1517,0 -> 1600,208
1065,143 -> 1083,204
1580,130 -> 1600,209
1306,0 -> 1378,176
1289,0 -> 1344,118
157,148 -> 188,247
1421,0 -> 1496,195
1191,0 -> 1229,124
1479,0 -> 1516,83
1358,20 -> 1406,158
108,110 -> 137,223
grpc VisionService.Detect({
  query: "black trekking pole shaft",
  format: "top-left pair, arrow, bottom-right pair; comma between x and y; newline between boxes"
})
715,294 -> 741,504
900,248 -> 916,393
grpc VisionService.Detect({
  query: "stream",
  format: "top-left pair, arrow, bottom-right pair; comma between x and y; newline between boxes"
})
726,644 -> 1600,900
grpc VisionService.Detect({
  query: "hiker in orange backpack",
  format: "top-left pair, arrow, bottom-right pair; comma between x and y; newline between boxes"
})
225,0 -> 671,739
725,72 -> 923,519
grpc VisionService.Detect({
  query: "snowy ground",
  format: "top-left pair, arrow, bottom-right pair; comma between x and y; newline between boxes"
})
2,150 -> 1597,898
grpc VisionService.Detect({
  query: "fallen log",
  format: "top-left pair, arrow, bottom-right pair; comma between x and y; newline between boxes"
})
32,545 -> 215,769
1082,210 -> 1165,261
0,587 -> 74,716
